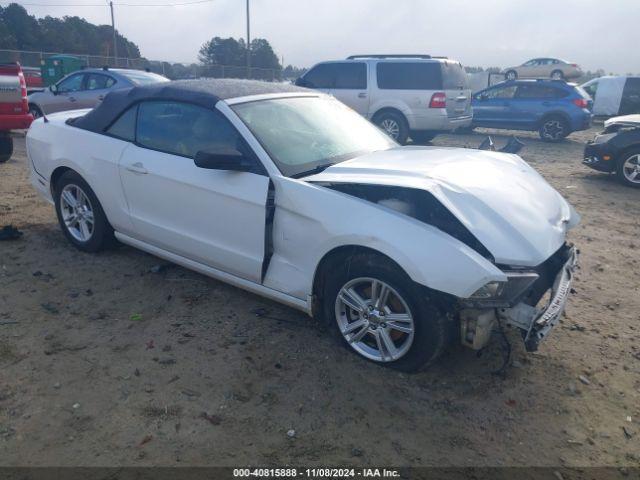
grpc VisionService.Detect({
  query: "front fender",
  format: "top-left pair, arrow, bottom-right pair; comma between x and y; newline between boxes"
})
262,177 -> 505,300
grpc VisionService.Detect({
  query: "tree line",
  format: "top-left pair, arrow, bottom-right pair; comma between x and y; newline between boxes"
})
0,3 -> 141,58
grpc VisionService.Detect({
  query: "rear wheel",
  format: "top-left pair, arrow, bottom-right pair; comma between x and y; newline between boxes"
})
505,70 -> 517,81
54,171 -> 116,252
0,134 -> 13,163
373,111 -> 409,145
550,70 -> 564,80
539,116 -> 569,142
322,252 -> 451,372
411,131 -> 437,144
616,149 -> 640,188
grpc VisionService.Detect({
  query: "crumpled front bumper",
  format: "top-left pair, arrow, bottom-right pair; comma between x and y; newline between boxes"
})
499,245 -> 578,351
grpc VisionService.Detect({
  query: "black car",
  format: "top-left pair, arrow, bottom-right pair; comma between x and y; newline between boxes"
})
584,115 -> 640,188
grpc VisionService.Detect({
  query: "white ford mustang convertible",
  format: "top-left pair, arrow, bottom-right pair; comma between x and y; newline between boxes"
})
27,79 -> 579,371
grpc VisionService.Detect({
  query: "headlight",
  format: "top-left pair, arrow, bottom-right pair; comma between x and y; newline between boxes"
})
470,281 -> 505,299
467,272 -> 539,306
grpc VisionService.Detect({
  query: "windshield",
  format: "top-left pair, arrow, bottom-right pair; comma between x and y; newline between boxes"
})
231,96 -> 396,177
119,70 -> 169,86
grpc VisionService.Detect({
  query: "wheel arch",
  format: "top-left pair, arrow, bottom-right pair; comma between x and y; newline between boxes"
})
50,165 -> 74,197
311,245 -> 410,318
371,106 -> 409,124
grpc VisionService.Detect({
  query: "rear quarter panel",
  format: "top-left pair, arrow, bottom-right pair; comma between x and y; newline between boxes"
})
27,113 -> 134,234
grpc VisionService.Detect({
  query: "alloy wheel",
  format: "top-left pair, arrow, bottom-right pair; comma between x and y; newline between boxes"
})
335,277 -> 415,362
542,120 -> 564,140
380,119 -> 400,139
60,184 -> 95,242
622,154 -> 640,184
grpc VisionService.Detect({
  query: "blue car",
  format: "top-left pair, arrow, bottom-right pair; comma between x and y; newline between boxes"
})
471,79 -> 593,141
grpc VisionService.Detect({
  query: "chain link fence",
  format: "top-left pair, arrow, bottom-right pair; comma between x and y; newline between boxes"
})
0,49 -> 283,82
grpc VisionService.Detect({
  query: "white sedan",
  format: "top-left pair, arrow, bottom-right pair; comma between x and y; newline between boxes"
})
27,79 -> 579,371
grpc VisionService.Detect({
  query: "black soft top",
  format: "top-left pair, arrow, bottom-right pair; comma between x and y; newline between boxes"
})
71,78 -> 310,133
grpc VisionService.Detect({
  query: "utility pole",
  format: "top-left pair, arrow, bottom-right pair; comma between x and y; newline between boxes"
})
246,0 -> 250,78
110,1 -> 118,65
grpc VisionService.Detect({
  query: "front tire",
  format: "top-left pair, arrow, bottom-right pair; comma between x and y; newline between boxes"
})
29,104 -> 42,119
54,171 -> 116,252
505,70 -> 517,81
373,111 -> 409,145
616,149 -> 640,188
539,116 -> 569,142
322,252 -> 451,372
0,134 -> 13,163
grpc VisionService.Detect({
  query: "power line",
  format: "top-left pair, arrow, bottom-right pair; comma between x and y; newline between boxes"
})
1,0 -> 213,6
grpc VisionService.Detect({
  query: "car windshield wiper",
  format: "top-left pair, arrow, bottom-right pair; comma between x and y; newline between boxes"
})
290,163 -> 335,179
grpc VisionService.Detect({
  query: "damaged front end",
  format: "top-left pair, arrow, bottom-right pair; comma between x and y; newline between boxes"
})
459,243 -> 578,352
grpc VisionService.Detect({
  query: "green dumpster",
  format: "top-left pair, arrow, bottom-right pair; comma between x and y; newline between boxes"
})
40,55 -> 86,86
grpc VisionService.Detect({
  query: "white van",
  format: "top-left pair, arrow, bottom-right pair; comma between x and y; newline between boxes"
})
296,55 -> 472,144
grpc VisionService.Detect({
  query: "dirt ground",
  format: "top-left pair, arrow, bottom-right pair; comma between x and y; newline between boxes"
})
1,127 -> 639,468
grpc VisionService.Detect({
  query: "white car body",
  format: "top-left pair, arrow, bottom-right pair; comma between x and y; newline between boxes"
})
26,80 -> 579,368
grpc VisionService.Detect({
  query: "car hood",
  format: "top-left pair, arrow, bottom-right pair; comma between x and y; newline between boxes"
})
604,114 -> 640,129
304,146 -> 579,266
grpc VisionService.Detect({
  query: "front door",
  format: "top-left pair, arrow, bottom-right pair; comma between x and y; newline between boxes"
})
118,100 -> 269,283
473,84 -> 518,127
49,72 -> 86,113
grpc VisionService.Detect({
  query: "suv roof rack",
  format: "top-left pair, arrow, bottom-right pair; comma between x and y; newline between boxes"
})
346,54 -> 432,60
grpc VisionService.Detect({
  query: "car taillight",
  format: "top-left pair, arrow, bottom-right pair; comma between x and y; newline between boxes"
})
570,63 -> 579,68
429,92 -> 446,108
18,71 -> 28,113
573,98 -> 588,109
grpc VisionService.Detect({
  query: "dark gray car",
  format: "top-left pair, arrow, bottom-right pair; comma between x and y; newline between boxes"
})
28,68 -> 168,118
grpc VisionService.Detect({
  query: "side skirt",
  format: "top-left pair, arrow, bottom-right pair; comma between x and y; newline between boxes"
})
115,232 -> 312,315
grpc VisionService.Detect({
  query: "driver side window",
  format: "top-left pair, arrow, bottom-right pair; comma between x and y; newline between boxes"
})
482,85 -> 517,99
57,74 -> 84,93
135,101 -> 246,160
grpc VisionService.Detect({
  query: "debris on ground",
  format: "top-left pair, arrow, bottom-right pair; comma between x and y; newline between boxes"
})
287,429 -> 296,438
578,375 -> 591,385
201,412 -> 222,426
0,225 -> 22,241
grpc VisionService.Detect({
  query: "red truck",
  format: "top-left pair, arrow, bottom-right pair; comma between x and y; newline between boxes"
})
0,62 -> 34,163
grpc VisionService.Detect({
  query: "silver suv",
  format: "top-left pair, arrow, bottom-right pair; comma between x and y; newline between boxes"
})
28,68 -> 168,118
296,54 -> 472,144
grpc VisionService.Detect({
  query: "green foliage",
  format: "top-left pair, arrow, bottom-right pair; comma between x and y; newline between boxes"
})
0,3 -> 141,58
198,36 -> 281,70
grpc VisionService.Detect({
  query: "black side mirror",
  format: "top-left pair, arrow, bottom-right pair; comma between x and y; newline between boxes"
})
294,77 -> 307,87
50,84 -> 58,95
194,148 -> 253,172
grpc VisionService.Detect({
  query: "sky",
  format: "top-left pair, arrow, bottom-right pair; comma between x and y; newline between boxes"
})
7,0 -> 640,73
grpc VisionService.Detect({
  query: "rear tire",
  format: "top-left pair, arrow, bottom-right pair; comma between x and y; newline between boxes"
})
551,70 -> 564,80
373,110 -> 409,145
616,149 -> 640,188
29,104 -> 42,119
321,252 -> 451,372
539,116 -> 569,142
54,171 -> 116,252
505,70 -> 517,81
0,134 -> 13,163
411,131 -> 437,144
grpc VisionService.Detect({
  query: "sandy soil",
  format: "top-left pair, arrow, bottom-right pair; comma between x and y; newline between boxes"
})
0,128 -> 639,468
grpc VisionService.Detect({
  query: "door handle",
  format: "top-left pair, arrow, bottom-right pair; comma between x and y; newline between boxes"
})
126,162 -> 148,174
358,92 -> 367,98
